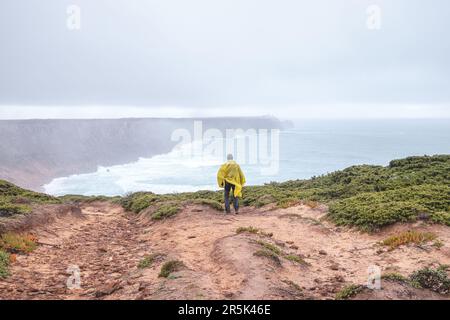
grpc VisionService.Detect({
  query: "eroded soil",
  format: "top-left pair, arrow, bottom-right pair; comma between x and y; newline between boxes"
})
1,202 -> 449,300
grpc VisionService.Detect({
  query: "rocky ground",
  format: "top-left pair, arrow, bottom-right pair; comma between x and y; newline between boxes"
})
0,201 -> 449,300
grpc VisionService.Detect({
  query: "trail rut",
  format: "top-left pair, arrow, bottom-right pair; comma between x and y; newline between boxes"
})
1,201 -> 449,300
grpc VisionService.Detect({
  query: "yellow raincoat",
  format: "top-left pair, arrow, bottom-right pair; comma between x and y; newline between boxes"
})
217,160 -> 246,198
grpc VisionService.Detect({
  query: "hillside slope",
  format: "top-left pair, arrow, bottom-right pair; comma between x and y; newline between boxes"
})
0,155 -> 449,299
0,201 -> 448,300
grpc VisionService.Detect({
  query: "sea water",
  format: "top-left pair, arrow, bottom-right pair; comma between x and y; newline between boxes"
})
44,120 -> 450,196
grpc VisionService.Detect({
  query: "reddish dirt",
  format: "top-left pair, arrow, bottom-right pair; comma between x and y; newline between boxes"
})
0,202 -> 449,300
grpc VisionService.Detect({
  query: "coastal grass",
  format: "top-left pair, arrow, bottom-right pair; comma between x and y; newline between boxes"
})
335,284 -> 365,300
58,194 -> 121,204
343,266 -> 450,298
253,249 -> 281,266
255,240 -> 282,255
0,249 -> 10,278
159,260 -> 185,278
151,203 -> 182,220
381,272 -> 409,283
138,253 -> 164,269
0,179 -> 60,217
409,266 -> 450,294
284,254 -> 308,265
82,155 -> 450,231
381,230 -> 437,250
236,226 -> 260,234
192,199 -> 223,211
0,232 -> 38,254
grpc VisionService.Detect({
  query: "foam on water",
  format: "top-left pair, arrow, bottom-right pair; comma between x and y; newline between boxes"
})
44,120 -> 450,196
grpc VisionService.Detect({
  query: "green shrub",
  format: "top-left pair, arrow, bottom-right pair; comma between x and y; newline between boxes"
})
117,155 -> 450,230
0,179 -> 60,217
193,199 -> 223,211
254,195 -> 276,208
0,249 -> 10,278
284,254 -> 308,265
256,240 -> 282,255
236,226 -> 260,234
409,266 -> 450,294
152,203 -> 181,220
159,260 -> 185,278
382,272 -> 408,283
253,249 -> 281,266
328,184 -> 450,231
58,194 -> 120,204
335,284 -> 364,300
138,253 -> 164,269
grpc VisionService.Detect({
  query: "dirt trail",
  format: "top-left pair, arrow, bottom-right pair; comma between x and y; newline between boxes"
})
0,202 -> 449,300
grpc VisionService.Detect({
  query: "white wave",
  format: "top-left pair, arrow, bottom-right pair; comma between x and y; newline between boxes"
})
44,138 -> 233,196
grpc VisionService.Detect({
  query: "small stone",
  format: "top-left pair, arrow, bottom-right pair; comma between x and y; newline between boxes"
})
95,281 -> 122,298
329,263 -> 339,271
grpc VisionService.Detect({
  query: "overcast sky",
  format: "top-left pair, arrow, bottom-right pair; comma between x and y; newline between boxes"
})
1,0 -> 449,119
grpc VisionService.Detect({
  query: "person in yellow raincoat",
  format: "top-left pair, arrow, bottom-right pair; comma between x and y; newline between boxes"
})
217,154 -> 246,214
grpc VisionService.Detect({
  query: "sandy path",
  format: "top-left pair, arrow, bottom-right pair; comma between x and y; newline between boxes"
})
0,202 -> 449,300
0,202 -> 149,299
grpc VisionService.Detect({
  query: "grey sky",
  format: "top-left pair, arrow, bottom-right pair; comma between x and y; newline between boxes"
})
0,0 -> 449,119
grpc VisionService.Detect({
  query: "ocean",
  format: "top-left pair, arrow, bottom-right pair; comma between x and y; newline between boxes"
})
44,120 -> 450,196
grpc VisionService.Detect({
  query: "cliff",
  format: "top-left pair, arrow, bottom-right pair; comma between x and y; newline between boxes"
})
0,117 -> 283,191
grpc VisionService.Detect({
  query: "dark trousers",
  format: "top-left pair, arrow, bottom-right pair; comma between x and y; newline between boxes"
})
224,181 -> 239,213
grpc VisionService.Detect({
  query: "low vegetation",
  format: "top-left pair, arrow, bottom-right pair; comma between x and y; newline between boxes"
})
138,253 -> 164,269
58,194 -> 121,204
381,272 -> 409,283
0,180 -> 60,217
284,254 -> 308,265
151,203 -> 181,220
281,279 -> 303,293
192,199 -> 223,211
236,226 -> 260,234
159,260 -> 185,278
255,240 -> 282,255
253,249 -> 281,266
0,249 -> 10,278
335,284 -> 364,300
0,232 -> 38,254
381,230 -> 438,250
118,155 -> 449,231
410,266 -> 450,295
382,266 -> 450,295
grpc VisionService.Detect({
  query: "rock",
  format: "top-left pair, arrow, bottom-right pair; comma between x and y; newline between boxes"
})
329,263 -> 339,271
138,282 -> 147,291
319,250 -> 327,255
95,281 -> 122,298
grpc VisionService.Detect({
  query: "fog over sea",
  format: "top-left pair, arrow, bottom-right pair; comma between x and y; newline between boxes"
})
44,120 -> 450,196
